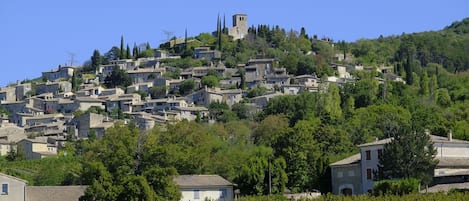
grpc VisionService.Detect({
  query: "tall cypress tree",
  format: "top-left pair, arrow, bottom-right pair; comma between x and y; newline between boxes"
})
217,15 -> 222,50
223,14 -> 227,34
126,44 -> 131,60
133,43 -> 139,59
120,35 -> 125,59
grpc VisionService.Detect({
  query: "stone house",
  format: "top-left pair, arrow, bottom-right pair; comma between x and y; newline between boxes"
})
0,119 -> 26,156
71,112 -> 113,139
42,66 -> 75,82
173,106 -> 209,121
73,97 -> 105,112
18,137 -> 57,160
15,82 -> 32,101
36,81 -> 72,95
186,87 -> 242,107
264,68 -> 290,88
99,87 -> 125,97
281,85 -> 305,95
294,74 -> 320,88
189,66 -> 226,78
105,93 -> 141,113
194,47 -> 221,60
0,87 -> 16,103
127,67 -> 166,83
126,82 -> 154,94
144,97 -> 188,113
249,91 -> 283,109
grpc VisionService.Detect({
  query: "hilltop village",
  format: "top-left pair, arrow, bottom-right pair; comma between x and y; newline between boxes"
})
0,14 -> 392,160
1,14 -> 469,201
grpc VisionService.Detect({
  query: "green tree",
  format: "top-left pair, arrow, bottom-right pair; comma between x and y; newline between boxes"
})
132,43 -> 139,58
273,119 -> 320,192
126,44 -> 131,60
377,126 -> 438,185
178,79 -> 196,96
420,71 -> 430,96
201,75 -> 220,88
80,123 -> 181,201
104,68 -> 132,88
234,146 -> 287,195
103,46 -> 121,63
120,35 -> 125,59
91,49 -> 102,70
6,144 -> 26,161
149,86 -> 168,99
436,88 -> 451,107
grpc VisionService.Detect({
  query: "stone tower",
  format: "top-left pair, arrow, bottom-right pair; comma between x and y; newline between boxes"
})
229,14 -> 248,40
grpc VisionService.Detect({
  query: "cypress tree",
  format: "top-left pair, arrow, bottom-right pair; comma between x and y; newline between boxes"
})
133,43 -> 139,58
126,44 -> 131,59
120,35 -> 125,59
217,15 -> 222,50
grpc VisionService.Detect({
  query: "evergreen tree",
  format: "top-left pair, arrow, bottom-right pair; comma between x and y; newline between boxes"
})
120,35 -> 125,59
91,49 -> 102,70
377,126 -> 438,185
126,44 -> 131,60
132,43 -> 139,58
420,71 -> 429,96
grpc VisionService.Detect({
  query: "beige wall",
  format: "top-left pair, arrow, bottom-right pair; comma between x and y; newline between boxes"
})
180,186 -> 233,201
0,174 -> 26,201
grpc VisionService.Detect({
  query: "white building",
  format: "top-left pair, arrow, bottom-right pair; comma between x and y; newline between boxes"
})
174,175 -> 235,201
0,172 -> 27,201
330,132 -> 469,195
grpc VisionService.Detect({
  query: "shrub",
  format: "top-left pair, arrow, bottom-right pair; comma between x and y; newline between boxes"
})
373,178 -> 419,196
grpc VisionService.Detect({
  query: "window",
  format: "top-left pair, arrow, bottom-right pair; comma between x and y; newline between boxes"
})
365,150 -> 371,160
193,189 -> 200,199
378,149 -> 383,158
1,183 -> 8,195
220,188 -> 227,199
366,169 -> 372,180
337,171 -> 343,178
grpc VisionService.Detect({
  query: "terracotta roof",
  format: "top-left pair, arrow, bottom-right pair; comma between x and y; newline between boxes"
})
330,153 -> 361,166
26,186 -> 87,201
174,175 -> 234,187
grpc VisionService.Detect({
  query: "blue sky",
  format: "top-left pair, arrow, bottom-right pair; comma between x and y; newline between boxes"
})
0,0 -> 468,87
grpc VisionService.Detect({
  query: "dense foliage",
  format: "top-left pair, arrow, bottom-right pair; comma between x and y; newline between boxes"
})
2,17 -> 469,200
238,192 -> 469,201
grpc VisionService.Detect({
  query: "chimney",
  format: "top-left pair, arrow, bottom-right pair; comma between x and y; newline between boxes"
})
448,130 -> 453,141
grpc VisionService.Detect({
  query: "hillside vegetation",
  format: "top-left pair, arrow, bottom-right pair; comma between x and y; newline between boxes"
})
1,17 -> 469,200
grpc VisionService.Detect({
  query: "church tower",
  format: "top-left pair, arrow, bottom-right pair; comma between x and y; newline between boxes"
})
229,14 -> 248,40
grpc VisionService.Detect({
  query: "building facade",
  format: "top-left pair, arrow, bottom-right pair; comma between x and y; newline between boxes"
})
330,133 -> 469,195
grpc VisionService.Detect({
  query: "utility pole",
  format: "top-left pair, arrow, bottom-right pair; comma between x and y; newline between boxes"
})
68,52 -> 76,66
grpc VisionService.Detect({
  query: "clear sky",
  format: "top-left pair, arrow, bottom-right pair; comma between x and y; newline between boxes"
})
0,0 -> 468,87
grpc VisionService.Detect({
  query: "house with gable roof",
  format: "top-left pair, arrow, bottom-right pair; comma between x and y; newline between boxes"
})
0,172 -> 27,201
174,175 -> 236,201
330,131 -> 469,195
